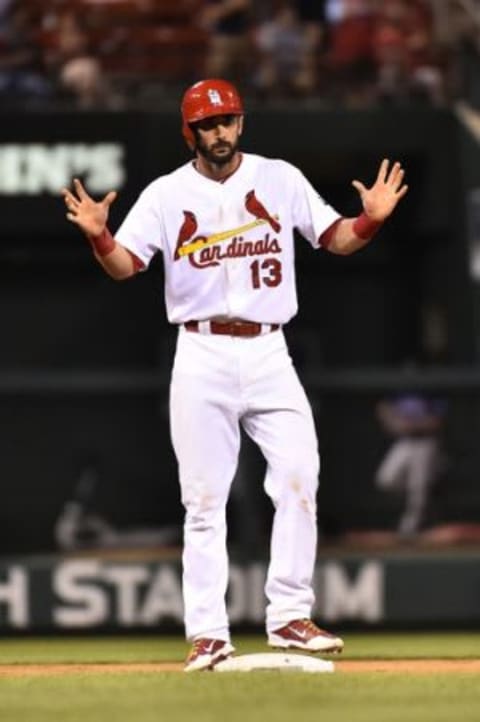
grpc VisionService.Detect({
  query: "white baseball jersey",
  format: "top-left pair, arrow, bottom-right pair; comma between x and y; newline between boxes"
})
115,152 -> 340,324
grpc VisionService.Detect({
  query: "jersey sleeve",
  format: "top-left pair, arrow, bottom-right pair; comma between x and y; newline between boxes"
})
289,165 -> 341,249
114,183 -> 164,267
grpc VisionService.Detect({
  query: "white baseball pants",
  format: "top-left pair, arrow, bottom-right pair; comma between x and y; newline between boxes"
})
170,327 -> 320,641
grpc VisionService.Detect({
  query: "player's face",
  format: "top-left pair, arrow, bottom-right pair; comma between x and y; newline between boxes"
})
193,114 -> 243,165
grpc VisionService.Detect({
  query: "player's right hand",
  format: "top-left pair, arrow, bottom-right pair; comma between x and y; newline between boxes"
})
61,178 -> 117,238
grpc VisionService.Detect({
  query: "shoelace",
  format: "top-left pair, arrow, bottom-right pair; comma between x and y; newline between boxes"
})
299,619 -> 319,633
188,638 -> 222,660
302,619 -> 333,636
188,639 -> 207,660
289,619 -> 325,636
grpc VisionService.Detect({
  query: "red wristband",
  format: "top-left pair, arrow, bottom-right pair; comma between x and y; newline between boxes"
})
127,249 -> 145,272
353,212 -> 383,240
87,228 -> 116,257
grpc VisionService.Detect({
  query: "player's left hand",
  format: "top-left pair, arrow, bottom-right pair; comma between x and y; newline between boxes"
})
352,159 -> 408,222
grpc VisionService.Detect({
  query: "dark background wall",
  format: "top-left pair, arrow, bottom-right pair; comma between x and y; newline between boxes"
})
0,107 -> 478,554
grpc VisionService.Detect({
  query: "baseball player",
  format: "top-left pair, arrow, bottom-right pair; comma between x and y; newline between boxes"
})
375,393 -> 447,537
61,78 -> 408,671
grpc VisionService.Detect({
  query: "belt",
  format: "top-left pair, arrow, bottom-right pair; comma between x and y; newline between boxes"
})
184,320 -> 280,337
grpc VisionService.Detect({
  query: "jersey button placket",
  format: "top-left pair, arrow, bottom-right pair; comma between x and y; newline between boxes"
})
224,257 -> 234,317
214,190 -> 227,316
219,192 -> 236,318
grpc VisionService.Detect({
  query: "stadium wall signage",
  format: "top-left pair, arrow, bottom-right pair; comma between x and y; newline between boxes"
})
0,555 -> 478,631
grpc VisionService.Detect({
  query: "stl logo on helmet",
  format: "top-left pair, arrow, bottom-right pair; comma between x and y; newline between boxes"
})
207,89 -> 222,106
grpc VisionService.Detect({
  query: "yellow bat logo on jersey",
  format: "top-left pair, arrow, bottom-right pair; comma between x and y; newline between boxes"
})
178,216 -> 277,257
174,190 -> 282,260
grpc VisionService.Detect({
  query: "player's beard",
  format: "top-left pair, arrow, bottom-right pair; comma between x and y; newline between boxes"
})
196,137 -> 240,166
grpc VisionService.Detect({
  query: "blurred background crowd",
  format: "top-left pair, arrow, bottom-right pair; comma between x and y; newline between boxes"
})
0,0 -> 479,111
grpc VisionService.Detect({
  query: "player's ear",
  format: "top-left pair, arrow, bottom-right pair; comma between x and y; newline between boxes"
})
238,115 -> 244,136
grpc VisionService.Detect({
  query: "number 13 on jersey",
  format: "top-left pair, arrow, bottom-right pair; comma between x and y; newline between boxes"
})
250,258 -> 282,289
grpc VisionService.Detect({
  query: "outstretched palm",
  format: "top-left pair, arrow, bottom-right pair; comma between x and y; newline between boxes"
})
352,159 -> 408,222
61,178 -> 117,237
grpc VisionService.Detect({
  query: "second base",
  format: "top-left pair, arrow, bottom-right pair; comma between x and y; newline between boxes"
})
214,652 -> 335,673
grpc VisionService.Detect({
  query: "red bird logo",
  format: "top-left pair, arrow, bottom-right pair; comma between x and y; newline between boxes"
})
245,190 -> 281,233
174,211 -> 198,259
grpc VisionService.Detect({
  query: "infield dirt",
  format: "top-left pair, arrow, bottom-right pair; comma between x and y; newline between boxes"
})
1,659 -> 479,677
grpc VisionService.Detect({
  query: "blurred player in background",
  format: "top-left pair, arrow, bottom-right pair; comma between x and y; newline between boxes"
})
375,391 -> 448,538
61,78 -> 407,671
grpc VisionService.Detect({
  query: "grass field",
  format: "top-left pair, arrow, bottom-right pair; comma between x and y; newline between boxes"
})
0,633 -> 479,722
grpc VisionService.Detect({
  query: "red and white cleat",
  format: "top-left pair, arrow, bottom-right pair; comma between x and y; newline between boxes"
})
184,638 -> 235,672
268,619 -> 344,654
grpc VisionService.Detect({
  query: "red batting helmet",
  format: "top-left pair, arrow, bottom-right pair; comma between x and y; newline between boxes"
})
181,78 -> 244,147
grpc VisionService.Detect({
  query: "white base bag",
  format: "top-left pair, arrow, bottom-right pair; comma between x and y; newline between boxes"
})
214,653 -> 335,673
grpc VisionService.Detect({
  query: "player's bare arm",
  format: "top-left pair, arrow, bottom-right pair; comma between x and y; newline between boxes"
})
326,159 -> 408,255
61,178 -> 137,280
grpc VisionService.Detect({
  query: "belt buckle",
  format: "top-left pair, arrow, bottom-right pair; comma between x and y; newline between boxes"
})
237,321 -> 259,337
229,321 -> 242,336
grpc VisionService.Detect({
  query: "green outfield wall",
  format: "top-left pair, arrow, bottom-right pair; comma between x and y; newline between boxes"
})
0,551 -> 479,632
